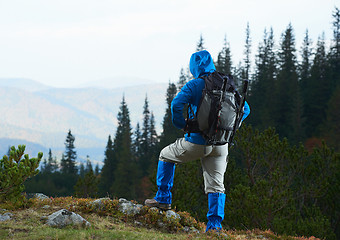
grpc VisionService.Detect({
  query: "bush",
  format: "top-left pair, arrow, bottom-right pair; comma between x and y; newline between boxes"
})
0,145 -> 42,207
226,125 -> 338,239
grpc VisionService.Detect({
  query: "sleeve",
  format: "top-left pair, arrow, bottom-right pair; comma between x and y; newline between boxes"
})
171,83 -> 193,129
242,101 -> 250,121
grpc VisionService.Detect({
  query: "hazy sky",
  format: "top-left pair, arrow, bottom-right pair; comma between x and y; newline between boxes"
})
0,0 -> 337,88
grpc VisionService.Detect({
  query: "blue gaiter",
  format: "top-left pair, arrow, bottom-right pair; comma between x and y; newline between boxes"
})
154,160 -> 175,204
206,192 -> 226,232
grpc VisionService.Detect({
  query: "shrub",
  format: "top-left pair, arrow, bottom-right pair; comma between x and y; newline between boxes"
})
0,145 -> 42,207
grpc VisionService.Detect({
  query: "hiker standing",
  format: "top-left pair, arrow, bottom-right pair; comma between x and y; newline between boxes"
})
145,50 -> 250,232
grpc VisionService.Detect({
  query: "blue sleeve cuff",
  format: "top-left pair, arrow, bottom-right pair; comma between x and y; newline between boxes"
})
242,101 -> 250,121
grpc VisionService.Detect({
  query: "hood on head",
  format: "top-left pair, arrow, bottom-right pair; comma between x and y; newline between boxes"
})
189,50 -> 216,79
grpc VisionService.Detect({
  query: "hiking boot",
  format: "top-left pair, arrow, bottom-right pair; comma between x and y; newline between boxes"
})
144,198 -> 171,210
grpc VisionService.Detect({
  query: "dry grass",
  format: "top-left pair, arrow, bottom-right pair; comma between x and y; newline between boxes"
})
0,197 -> 321,240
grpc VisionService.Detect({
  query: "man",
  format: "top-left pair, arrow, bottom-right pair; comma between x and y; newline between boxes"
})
145,50 -> 250,232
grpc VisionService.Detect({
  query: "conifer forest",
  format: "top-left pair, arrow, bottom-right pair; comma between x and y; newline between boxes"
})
23,7 -> 340,240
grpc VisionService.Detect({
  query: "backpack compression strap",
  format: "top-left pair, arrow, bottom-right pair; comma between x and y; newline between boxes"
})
229,79 -> 249,144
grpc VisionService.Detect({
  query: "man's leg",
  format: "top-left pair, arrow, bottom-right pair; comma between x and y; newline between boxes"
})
201,145 -> 228,232
144,160 -> 175,210
145,138 -> 212,210
206,192 -> 226,231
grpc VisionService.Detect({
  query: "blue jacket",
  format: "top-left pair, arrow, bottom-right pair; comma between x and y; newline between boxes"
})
171,50 -> 250,145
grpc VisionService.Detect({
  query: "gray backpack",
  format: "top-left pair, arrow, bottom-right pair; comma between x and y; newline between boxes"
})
185,72 -> 248,145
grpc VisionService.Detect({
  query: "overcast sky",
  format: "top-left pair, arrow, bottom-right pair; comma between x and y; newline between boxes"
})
0,0 -> 337,88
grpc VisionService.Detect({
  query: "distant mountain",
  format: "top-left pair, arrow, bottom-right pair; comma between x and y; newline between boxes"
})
0,138 -> 105,168
0,81 -> 169,164
78,76 -> 157,89
0,78 -> 52,92
0,138 -> 48,159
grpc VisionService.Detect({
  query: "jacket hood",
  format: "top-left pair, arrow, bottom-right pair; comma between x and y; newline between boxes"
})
189,50 -> 216,79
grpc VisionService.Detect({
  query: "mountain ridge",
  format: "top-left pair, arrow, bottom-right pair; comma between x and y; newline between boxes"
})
0,78 -> 52,92
0,80 -> 169,163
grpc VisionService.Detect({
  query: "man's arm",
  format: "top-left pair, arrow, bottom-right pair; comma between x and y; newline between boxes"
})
171,83 -> 193,130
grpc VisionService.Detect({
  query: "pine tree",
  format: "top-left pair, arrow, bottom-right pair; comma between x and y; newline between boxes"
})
46,149 -> 58,173
57,130 -> 78,196
323,87 -> 340,150
60,153 -> 66,172
113,96 -> 132,150
177,68 -> 188,91
111,96 -> 139,199
142,96 -> 150,146
147,112 -> 158,171
196,34 -> 205,51
275,24 -> 300,141
60,130 -> 77,175
41,149 -> 56,174
159,82 -> 182,149
243,23 -> 252,80
40,158 -> 48,174
299,30 -> 313,141
305,34 -> 329,137
216,35 -> 233,75
85,155 -> 93,173
149,112 -> 158,148
248,28 -> 277,130
140,96 -> 151,175
329,7 -> 340,90
79,162 -> 85,178
98,135 -> 115,196
94,164 -> 100,176
74,167 -> 99,198
57,130 -> 78,195
300,30 -> 313,85
332,7 -> 340,54
132,122 -> 142,161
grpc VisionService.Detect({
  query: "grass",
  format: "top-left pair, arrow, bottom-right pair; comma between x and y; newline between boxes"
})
0,197 -> 321,240
0,209 -> 190,240
0,208 -> 195,240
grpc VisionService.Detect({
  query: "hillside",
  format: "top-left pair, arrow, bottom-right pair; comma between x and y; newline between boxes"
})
0,78 -> 52,92
0,196 -> 320,240
0,79 -> 168,164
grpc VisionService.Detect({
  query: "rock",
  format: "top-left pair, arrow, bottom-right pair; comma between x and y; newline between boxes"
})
46,209 -> 91,228
118,198 -> 129,204
118,198 -> 142,216
157,220 -> 165,228
165,210 -> 181,221
183,226 -> 200,234
42,205 -> 51,209
90,198 -> 111,210
134,220 -> 143,227
0,212 -> 13,222
149,207 -> 160,213
26,193 -> 50,201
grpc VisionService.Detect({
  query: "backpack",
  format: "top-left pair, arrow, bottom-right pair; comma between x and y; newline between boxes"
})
185,71 -> 248,145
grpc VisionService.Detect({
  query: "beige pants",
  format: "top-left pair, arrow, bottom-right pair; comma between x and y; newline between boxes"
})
159,138 -> 228,194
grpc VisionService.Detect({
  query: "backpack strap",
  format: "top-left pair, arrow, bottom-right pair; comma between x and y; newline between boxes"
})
184,104 -> 200,136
